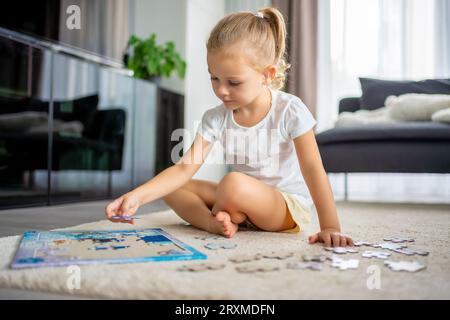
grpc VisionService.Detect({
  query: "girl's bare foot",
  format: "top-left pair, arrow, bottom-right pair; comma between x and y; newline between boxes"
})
209,211 -> 238,238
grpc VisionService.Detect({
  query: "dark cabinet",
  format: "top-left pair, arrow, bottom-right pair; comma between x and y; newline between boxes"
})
155,88 -> 184,174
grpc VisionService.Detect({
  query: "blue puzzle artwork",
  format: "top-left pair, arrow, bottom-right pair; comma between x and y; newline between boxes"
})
11,228 -> 207,269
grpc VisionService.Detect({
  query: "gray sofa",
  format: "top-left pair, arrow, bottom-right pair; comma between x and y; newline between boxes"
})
315,78 -> 450,194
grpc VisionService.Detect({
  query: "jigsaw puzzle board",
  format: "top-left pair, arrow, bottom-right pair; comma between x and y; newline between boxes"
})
11,228 -> 207,269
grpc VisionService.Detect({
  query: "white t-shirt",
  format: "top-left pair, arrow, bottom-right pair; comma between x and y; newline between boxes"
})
197,88 -> 317,209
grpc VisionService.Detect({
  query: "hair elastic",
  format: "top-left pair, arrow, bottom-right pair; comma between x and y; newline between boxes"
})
254,12 -> 264,18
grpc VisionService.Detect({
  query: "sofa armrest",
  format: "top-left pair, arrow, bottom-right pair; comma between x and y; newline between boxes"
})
339,97 -> 361,114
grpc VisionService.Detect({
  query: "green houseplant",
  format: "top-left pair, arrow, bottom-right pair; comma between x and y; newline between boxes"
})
125,34 -> 186,82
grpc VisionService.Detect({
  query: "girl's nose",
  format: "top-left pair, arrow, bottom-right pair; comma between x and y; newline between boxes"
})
216,85 -> 229,97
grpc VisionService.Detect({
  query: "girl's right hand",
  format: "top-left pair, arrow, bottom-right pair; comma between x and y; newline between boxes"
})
105,193 -> 141,223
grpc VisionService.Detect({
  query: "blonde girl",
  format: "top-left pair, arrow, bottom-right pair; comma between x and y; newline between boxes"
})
105,7 -> 353,247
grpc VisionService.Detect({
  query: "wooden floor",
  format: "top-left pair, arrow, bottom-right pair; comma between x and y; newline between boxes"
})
0,198 -> 169,299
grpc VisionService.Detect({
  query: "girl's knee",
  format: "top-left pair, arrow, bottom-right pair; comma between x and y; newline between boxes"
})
217,173 -> 247,199
219,172 -> 247,186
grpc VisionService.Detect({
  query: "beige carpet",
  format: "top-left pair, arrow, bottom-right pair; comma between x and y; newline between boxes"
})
0,202 -> 449,299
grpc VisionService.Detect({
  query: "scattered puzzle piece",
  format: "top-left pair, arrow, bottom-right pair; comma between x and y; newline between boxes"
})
229,254 -> 261,263
302,254 -> 328,262
330,257 -> 359,270
235,264 -> 279,273
392,248 -> 415,256
324,246 -> 358,254
392,248 -> 429,256
362,250 -> 391,259
384,260 -> 426,272
287,261 -> 322,271
177,263 -> 225,272
204,242 -> 237,250
261,252 -> 294,260
353,241 -> 373,247
328,255 -> 342,263
372,242 -> 407,251
194,235 -> 224,241
409,249 -> 429,256
383,236 -> 415,243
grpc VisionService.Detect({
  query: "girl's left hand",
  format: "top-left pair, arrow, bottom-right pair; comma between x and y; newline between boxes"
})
308,228 -> 354,247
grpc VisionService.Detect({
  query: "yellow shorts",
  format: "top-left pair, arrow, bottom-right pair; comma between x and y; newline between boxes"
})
238,191 -> 311,234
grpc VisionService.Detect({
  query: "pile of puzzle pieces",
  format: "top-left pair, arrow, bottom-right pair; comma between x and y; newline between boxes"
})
177,235 -> 429,273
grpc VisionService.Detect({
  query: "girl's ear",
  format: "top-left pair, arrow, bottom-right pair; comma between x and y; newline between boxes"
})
262,65 -> 277,85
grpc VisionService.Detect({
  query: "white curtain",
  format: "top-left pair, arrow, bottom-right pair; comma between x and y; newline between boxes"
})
316,0 -> 450,204
317,0 -> 450,132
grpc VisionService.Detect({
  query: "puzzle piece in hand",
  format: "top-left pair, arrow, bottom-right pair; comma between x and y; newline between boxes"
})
324,246 -> 358,254
383,236 -> 415,243
204,242 -> 237,250
229,254 -> 261,263
384,260 -> 426,272
287,261 -> 322,271
330,256 -> 359,270
353,241 -> 373,247
261,252 -> 294,260
392,248 -> 429,256
195,235 -> 224,241
235,264 -> 279,273
362,250 -> 391,259
302,254 -> 328,262
111,215 -> 139,222
177,262 -> 225,272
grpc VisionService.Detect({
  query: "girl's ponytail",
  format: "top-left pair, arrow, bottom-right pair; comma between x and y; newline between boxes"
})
257,7 -> 291,90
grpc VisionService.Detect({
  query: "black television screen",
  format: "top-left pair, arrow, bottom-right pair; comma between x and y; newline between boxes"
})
0,0 -> 129,62
0,1 -> 61,42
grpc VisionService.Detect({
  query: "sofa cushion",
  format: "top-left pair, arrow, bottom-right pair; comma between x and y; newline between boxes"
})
316,122 -> 450,144
359,77 -> 450,110
386,93 -> 450,121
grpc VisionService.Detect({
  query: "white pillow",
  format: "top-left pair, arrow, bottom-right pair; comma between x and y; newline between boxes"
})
335,107 -> 395,127
431,108 -> 450,124
386,93 -> 450,121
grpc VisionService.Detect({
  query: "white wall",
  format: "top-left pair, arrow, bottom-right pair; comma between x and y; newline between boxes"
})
131,1 -> 271,182
185,0 -> 228,182
130,0 -> 228,181
130,0 -> 187,95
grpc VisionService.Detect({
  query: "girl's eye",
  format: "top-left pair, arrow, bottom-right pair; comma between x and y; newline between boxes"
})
210,77 -> 240,86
